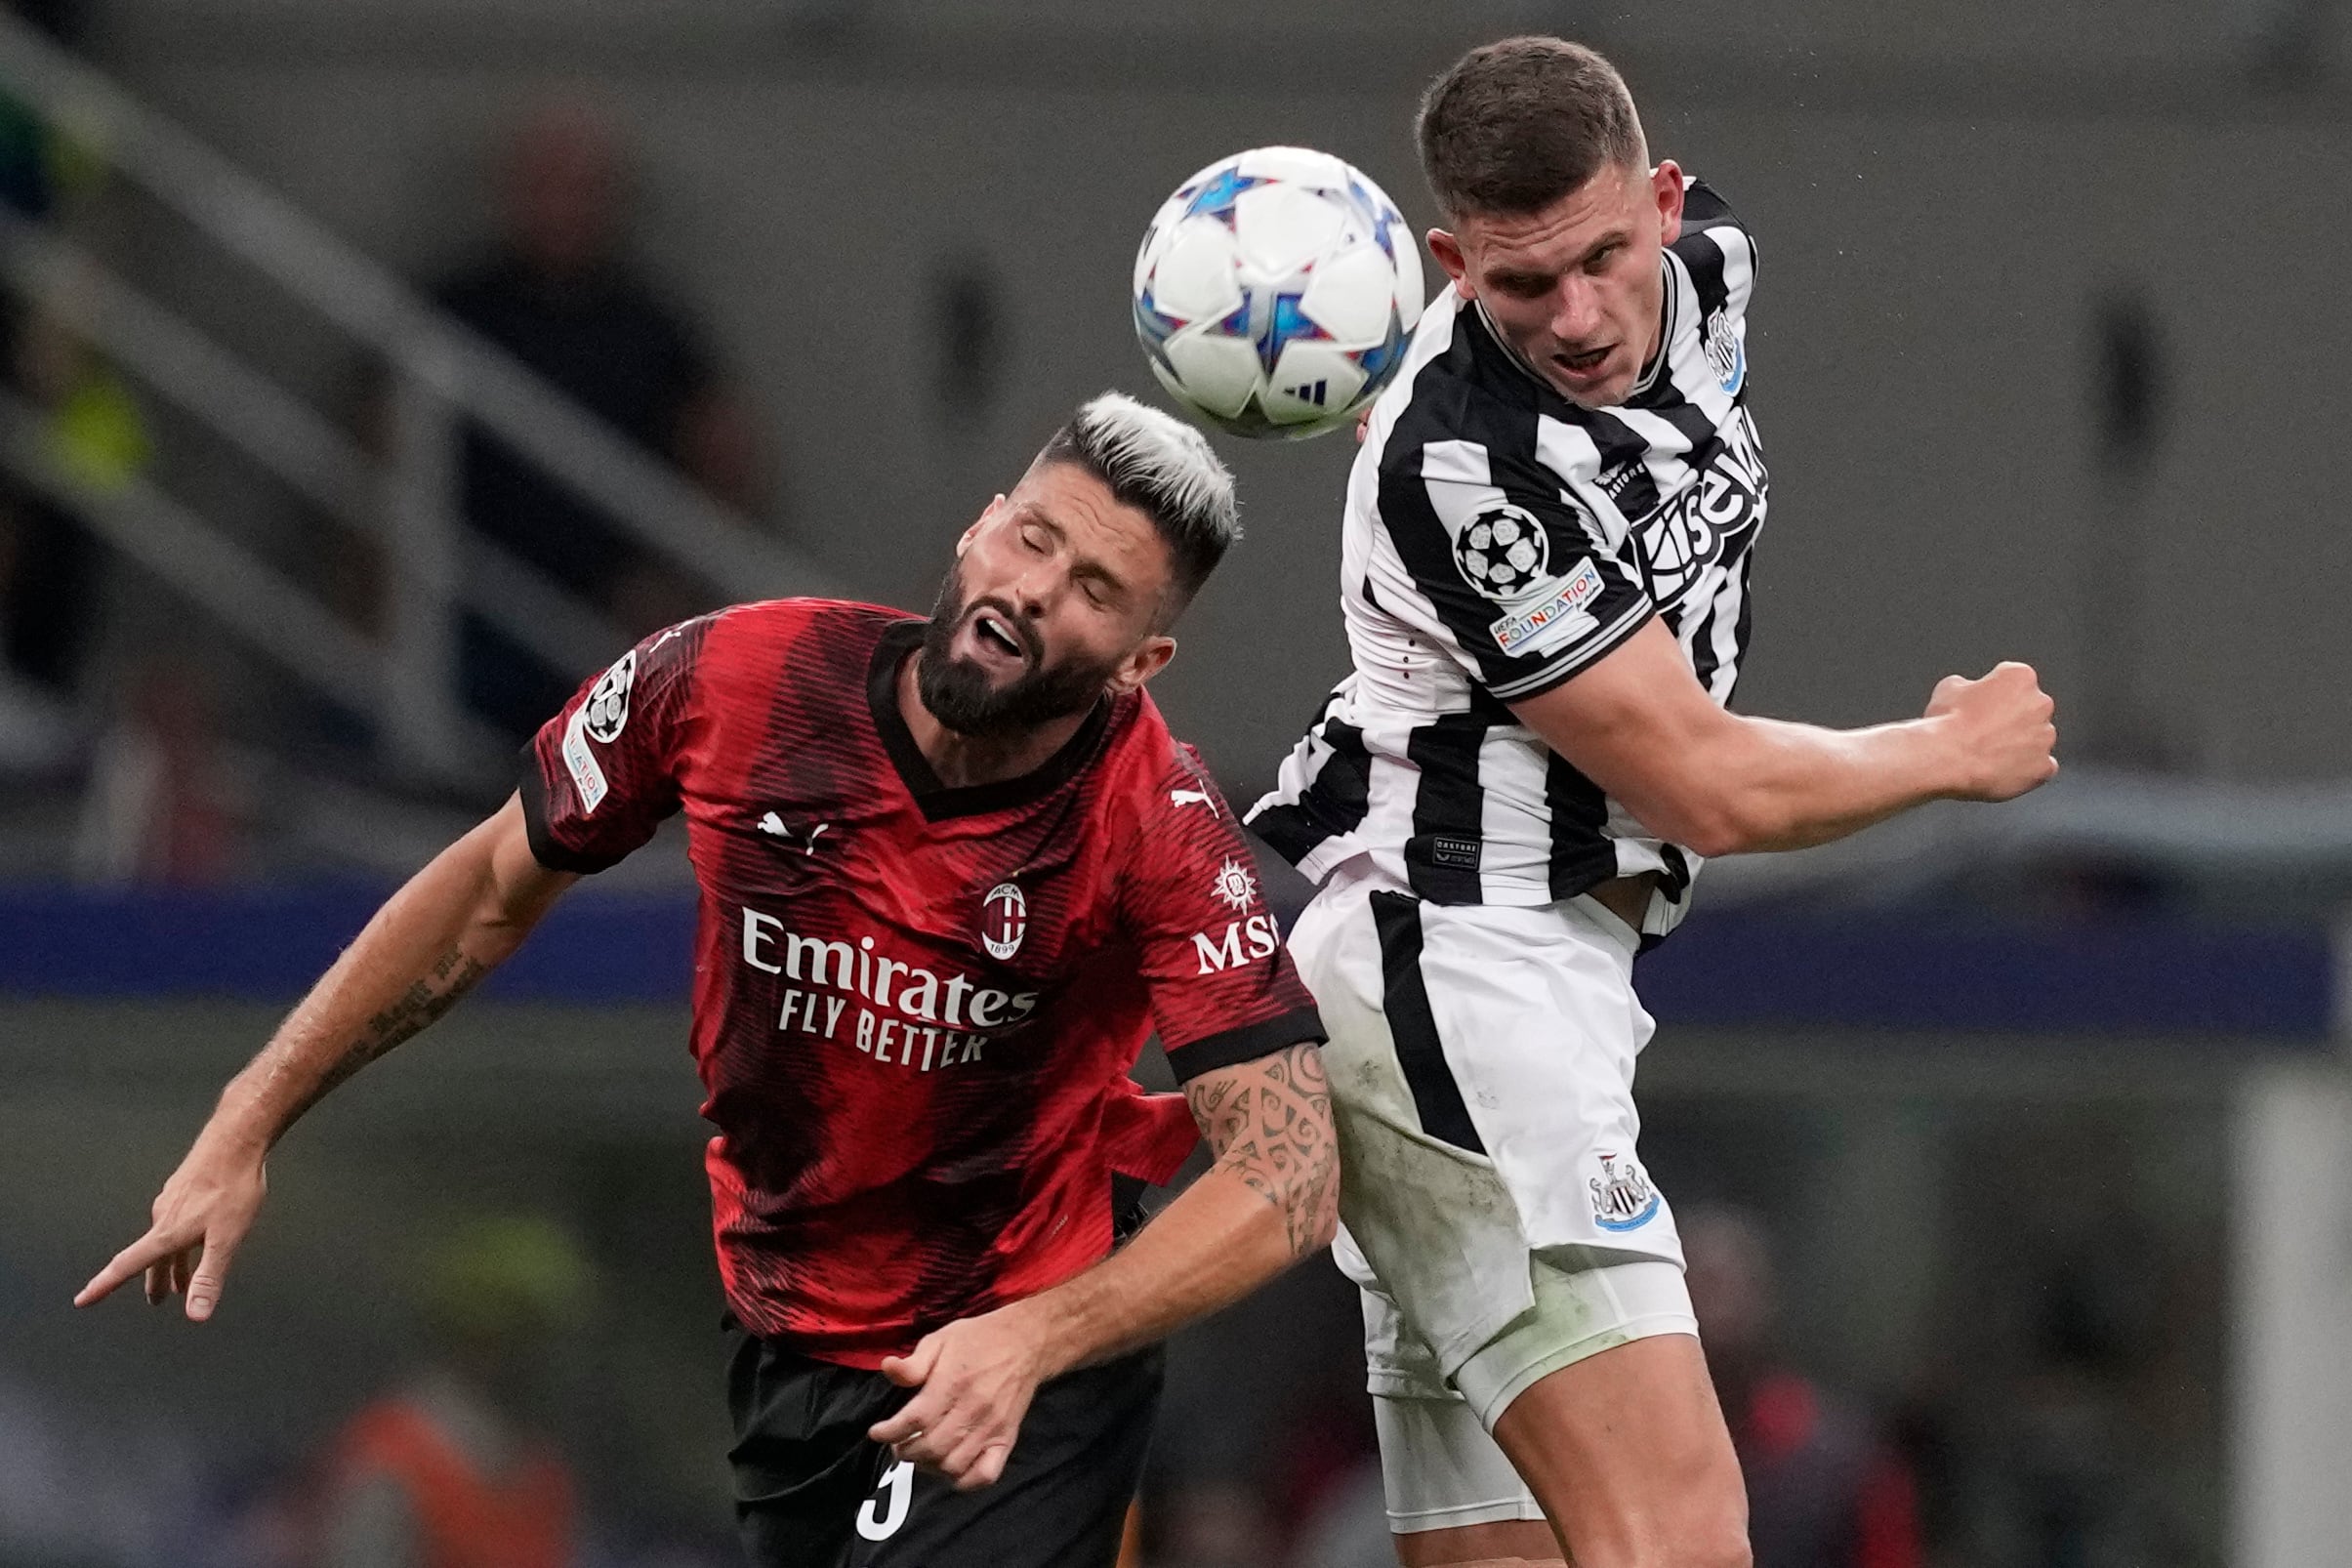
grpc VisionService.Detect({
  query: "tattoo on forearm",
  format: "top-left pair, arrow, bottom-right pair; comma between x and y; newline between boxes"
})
279,946 -> 489,1123
1185,1043 -> 1339,1259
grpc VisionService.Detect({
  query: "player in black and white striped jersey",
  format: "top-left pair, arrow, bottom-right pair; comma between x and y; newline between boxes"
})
1251,150 -> 1764,932
1246,36 -> 2057,1568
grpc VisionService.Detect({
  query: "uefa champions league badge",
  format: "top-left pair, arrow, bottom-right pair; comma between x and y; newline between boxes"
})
1453,504 -> 1552,601
1589,1151 -> 1662,1231
981,883 -> 1027,960
583,649 -> 637,743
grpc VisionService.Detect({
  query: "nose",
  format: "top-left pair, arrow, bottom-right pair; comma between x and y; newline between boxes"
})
1550,275 -> 1605,346
1007,557 -> 1060,621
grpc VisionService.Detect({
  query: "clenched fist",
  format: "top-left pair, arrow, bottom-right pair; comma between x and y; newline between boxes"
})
1924,662 -> 2059,802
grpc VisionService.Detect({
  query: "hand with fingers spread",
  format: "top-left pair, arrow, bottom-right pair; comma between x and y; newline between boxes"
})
76,1133 -> 267,1321
866,1302 -> 1054,1492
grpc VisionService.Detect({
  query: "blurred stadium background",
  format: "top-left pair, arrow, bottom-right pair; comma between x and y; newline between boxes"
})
1,1 -> 2349,1564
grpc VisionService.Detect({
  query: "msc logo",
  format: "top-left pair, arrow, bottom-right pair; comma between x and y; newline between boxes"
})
1192,914 -> 1280,975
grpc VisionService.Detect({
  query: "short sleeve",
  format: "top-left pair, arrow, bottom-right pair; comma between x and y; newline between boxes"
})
1116,748 -> 1325,1084
519,617 -> 709,874
1099,1080 -> 1200,1186
1376,436 -> 1655,702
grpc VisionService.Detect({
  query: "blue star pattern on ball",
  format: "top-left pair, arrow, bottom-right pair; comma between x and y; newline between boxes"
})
1353,309 -> 1408,384
1134,288 -> 1183,341
1346,177 -> 1407,264
1261,292 -> 1331,373
1184,166 -> 1260,226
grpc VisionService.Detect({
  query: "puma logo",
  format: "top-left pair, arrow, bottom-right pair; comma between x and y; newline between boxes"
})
756,812 -> 831,854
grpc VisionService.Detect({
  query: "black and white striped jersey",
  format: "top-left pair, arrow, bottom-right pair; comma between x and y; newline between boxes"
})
1248,181 -> 1763,939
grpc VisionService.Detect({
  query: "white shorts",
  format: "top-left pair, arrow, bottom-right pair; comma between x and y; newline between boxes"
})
1288,862 -> 1698,1532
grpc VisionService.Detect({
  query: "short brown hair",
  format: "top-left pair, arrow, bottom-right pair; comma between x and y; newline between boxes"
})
1417,36 -> 1645,221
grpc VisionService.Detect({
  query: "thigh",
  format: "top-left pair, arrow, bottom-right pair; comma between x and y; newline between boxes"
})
1488,1333 -> 1746,1568
1369,1256 -> 1698,1566
1374,1391 -> 1557,1564
852,1343 -> 1165,1568
726,1330 -> 905,1568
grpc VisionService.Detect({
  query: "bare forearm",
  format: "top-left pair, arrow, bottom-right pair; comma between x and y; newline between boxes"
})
1012,1043 -> 1338,1379
1511,621 -> 2056,860
207,803 -> 562,1153
1711,713 -> 1960,853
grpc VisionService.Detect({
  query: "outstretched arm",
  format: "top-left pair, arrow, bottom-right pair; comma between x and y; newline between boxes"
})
75,793 -> 574,1319
1511,618 -> 2058,858
867,1041 -> 1338,1489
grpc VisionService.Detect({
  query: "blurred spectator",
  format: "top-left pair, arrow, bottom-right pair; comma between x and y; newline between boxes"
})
315,1215 -> 590,1568
1958,1213 -> 2219,1568
0,4 -> 125,720
1683,1206 -> 1923,1568
71,655 -> 248,883
420,98 -> 768,740
1284,1460 -> 1390,1568
1148,1478 -> 1274,1568
0,1361 -> 209,1568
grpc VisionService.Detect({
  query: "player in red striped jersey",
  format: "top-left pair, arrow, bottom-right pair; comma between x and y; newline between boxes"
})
78,393 -> 1339,1567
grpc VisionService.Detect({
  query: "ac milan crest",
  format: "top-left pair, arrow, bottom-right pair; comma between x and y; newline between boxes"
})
981,883 -> 1027,960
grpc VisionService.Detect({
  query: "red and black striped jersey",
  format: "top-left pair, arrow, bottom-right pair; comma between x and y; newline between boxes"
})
522,598 -> 1323,1366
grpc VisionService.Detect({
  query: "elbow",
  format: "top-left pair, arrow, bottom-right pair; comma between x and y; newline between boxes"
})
1674,814 -> 1753,860
1643,796 -> 1762,860
1302,1176 -> 1341,1255
1298,1136 -> 1341,1256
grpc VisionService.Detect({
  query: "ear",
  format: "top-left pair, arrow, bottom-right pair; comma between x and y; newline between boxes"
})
1107,634 -> 1177,696
958,493 -> 1008,557
1426,227 -> 1474,301
1651,160 -> 1686,248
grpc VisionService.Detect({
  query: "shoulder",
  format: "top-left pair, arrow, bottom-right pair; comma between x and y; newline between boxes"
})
1095,689 -> 1185,797
1092,694 -> 1224,836
1678,177 -> 1750,238
680,598 -> 911,694
703,597 -> 909,646
1670,177 -> 1760,316
1376,297 -> 1552,483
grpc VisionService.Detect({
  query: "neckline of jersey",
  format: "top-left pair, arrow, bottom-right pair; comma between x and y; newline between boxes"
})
864,618 -> 1116,821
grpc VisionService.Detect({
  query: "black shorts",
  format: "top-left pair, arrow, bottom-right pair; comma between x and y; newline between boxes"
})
724,1327 -> 1163,1568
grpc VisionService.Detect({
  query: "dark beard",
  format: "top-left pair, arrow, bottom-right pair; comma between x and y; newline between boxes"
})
916,564 -> 1116,738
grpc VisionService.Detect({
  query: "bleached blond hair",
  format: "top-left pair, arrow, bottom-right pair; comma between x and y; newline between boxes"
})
1032,392 -> 1239,609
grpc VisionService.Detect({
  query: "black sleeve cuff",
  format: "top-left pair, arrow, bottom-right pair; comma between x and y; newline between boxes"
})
518,745 -> 620,876
1491,601 -> 1655,706
1163,1007 -> 1327,1084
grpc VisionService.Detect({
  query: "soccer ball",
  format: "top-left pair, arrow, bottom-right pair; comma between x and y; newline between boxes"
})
1133,146 -> 1424,440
